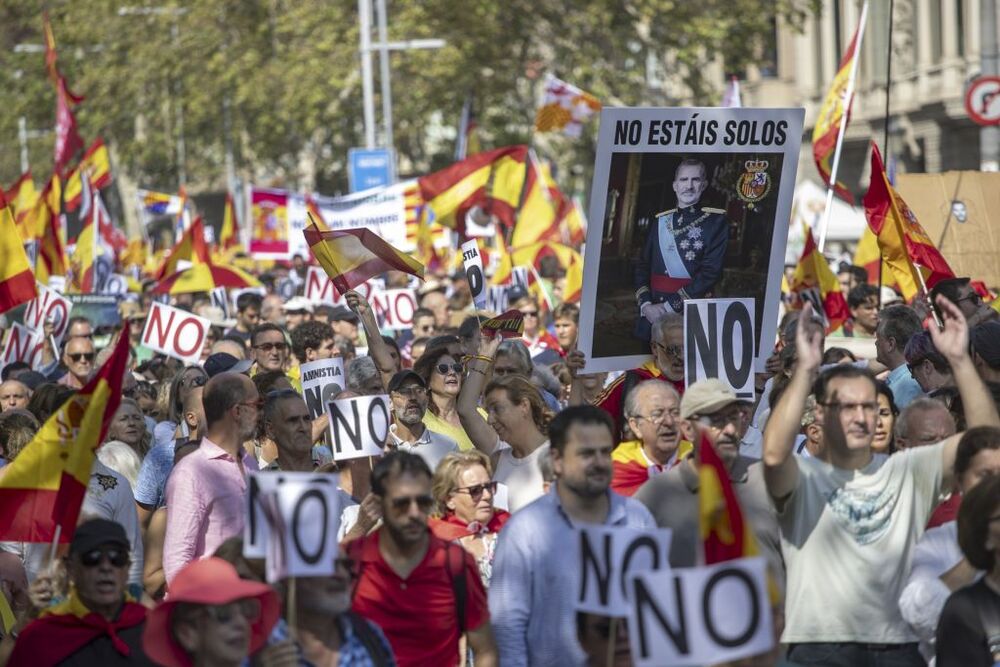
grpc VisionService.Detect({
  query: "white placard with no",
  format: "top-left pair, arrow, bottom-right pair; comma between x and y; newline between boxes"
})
23,283 -> 74,345
304,267 -> 383,307
300,358 -> 346,420
0,323 -> 43,371
461,240 -> 487,311
328,394 -> 391,461
683,298 -> 756,400
371,289 -> 417,331
627,556 -> 773,667
577,525 -> 672,617
140,302 -> 211,365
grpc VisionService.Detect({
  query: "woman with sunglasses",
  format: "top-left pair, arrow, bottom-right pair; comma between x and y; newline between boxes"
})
430,451 -> 511,585
413,346 -> 477,451
511,294 -> 561,361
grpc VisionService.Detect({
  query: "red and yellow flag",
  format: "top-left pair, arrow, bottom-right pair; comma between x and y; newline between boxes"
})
219,192 -> 241,250
63,139 -> 113,211
788,223 -> 851,333
304,223 -> 424,293
5,173 -> 38,235
155,216 -> 210,281
0,332 -> 130,543
0,191 -> 39,314
863,143 -> 954,301
698,432 -> 758,563
812,14 -> 865,204
33,176 -> 67,284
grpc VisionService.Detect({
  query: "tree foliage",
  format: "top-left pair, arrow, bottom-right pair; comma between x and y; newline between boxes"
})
0,0 -> 818,195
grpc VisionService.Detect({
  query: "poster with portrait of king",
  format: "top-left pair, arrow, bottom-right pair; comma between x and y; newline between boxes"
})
578,107 -> 805,374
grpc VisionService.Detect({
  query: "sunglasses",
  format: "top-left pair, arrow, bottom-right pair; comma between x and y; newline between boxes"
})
452,481 -> 498,501
254,342 -> 288,353
202,598 -> 261,625
435,362 -> 463,376
389,494 -> 434,513
68,352 -> 96,362
79,547 -> 129,568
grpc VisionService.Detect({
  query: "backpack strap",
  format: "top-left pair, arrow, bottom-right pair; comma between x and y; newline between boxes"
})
443,542 -> 468,634
346,612 -> 391,667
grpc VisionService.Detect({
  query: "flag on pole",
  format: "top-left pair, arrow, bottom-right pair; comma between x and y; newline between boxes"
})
53,76 -> 85,174
788,223 -> 851,333
33,176 -> 67,285
534,75 -> 601,137
698,433 -> 759,563
0,332 -> 130,543
63,139 -> 113,211
812,10 -> 866,204
219,192 -> 241,251
303,223 -> 424,293
721,76 -> 742,108
155,216 -> 210,280
137,189 -> 184,216
853,226 -> 898,289
863,143 -> 954,301
455,95 -> 481,161
5,173 -> 38,239
0,191 -> 39,314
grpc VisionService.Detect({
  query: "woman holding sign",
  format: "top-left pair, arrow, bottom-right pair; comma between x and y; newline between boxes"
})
457,334 -> 552,512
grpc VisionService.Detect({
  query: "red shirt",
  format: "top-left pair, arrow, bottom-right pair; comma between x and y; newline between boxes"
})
346,529 -> 489,667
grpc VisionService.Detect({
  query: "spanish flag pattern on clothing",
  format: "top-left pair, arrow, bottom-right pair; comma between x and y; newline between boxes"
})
304,222 -> 424,294
611,439 -> 693,497
0,332 -> 130,543
0,190 -> 38,314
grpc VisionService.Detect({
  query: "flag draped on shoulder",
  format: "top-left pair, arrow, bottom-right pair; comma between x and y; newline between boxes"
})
534,74 -> 601,137
863,143 -> 954,301
0,191 -> 39,314
0,332 -> 130,543
304,222 -> 424,293
788,223 -> 850,333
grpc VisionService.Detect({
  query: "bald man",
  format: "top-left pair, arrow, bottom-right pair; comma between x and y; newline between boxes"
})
0,380 -> 31,412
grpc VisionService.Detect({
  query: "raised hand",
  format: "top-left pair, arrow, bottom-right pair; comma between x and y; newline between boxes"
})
565,349 -> 586,378
793,302 -> 824,374
478,331 -> 503,358
928,295 -> 969,363
344,289 -> 371,317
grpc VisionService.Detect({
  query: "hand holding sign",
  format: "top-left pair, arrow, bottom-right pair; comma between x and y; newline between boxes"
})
328,394 -> 391,461
461,239 -> 487,311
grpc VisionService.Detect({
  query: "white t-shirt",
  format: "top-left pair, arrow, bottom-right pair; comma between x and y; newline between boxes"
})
779,443 -> 944,644
493,440 -> 549,513
388,425 -> 460,473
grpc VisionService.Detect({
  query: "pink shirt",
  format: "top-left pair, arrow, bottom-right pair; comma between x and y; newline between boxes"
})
163,438 -> 258,585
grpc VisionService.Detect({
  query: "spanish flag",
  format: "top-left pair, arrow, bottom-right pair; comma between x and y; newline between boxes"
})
698,433 -> 758,563
863,143 -> 954,301
510,157 -> 563,248
612,440 -> 693,497
0,332 -> 129,543
304,222 -> 424,293
63,139 -> 113,211
219,192 -> 241,250
812,9 -> 866,203
5,172 -> 38,234
417,145 -> 530,234
788,223 -> 850,333
155,216 -> 210,281
34,176 -> 67,285
0,191 -> 38,314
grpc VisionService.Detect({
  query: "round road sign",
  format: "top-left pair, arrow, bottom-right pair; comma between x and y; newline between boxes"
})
965,76 -> 1000,126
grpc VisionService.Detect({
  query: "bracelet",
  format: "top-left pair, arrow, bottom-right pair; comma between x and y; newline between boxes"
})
468,367 -> 489,376
471,354 -> 495,364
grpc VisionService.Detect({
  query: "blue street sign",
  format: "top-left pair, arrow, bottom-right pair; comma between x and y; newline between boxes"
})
348,148 -> 396,192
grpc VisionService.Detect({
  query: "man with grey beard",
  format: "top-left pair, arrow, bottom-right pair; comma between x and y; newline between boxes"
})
386,369 -> 458,471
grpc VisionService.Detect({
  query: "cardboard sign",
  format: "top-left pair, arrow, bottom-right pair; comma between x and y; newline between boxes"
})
485,286 -> 508,314
480,310 -> 525,339
327,394 -> 391,461
47,275 -> 66,293
102,274 -> 129,295
371,289 -> 416,331
684,298 -> 755,400
577,106 -> 803,375
230,287 -> 267,312
276,277 -> 297,300
300,358 -> 346,420
511,266 -> 530,293
23,283 -> 74,345
304,267 -> 383,307
210,287 -> 231,319
577,525 -> 673,617
66,294 -> 120,328
627,557 -> 773,667
140,302 -> 210,365
1,323 -> 43,371
461,239 -> 488,310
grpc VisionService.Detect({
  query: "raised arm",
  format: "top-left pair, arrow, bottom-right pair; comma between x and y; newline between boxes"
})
457,333 -> 503,456
929,295 -> 1000,490
344,290 -> 395,386
762,303 -> 823,506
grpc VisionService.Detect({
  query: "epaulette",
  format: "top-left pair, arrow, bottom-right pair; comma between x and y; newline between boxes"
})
703,207 -> 726,214
654,208 -> 676,217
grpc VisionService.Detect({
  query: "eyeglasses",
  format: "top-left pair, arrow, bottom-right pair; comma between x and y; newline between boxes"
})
392,385 -> 428,398
452,481 -> 498,501
254,342 -> 288,353
698,409 -> 744,430
435,363 -> 463,376
957,293 -> 983,306
654,342 -> 683,357
68,352 -> 96,362
202,598 -> 261,625
633,409 -> 680,425
519,311 -> 539,318
819,401 -> 879,415
79,548 -> 129,568
389,494 -> 434,513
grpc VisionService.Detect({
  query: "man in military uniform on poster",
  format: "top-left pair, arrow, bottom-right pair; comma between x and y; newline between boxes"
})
634,157 -> 729,340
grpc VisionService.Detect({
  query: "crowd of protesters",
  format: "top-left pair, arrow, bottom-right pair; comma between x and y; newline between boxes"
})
0,257 -> 998,667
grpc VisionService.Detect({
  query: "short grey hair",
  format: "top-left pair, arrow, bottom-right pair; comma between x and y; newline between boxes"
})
895,397 -> 951,439
496,340 -> 533,376
651,313 -> 684,345
346,356 -> 379,393
623,379 -> 679,419
97,441 -> 143,488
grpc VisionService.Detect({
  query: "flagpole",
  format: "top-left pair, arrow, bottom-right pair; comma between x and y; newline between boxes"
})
817,0 -> 870,252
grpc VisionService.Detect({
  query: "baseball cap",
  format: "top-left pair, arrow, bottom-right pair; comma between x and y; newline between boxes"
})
70,518 -> 130,557
386,369 -> 427,394
203,352 -> 253,378
971,320 -> 1000,368
282,296 -> 314,314
680,378 -> 739,419
329,305 -> 359,323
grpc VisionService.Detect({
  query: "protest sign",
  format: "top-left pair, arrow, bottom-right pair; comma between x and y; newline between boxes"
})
300,358 -> 346,420
577,525 -> 672,617
48,275 -> 67,293
66,295 -> 119,328
461,239 -> 488,310
371,289 -> 417,330
23,283 -> 73,345
627,557 -> 773,667
328,394 -> 391,461
102,274 -> 129,295
485,286 -> 508,314
229,287 -> 267,312
304,267 -> 384,307
210,287 -> 231,318
480,310 -> 525,339
1,323 -> 43,371
684,298 -> 755,399
141,302 -> 210,365
511,266 -> 530,293
577,107 -> 803,374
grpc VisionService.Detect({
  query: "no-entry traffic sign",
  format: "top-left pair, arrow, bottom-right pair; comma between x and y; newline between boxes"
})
965,76 -> 1000,126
